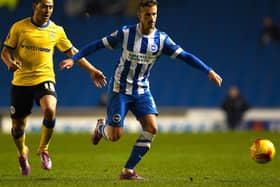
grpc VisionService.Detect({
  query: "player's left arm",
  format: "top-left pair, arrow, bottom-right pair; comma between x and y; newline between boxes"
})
162,36 -> 222,87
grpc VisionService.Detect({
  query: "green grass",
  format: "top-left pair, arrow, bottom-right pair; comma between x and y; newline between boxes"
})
0,131 -> 279,187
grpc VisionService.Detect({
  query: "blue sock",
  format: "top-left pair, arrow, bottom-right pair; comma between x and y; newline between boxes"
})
124,131 -> 155,170
124,145 -> 149,170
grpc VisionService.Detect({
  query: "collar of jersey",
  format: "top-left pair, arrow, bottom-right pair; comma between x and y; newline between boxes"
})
31,17 -> 50,28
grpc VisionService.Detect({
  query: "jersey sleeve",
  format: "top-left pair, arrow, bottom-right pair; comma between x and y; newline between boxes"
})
162,35 -> 182,58
72,28 -> 123,62
56,27 -> 73,53
3,23 -> 19,49
101,28 -> 123,50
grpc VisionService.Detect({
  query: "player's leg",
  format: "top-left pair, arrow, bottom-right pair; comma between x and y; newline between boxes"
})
93,119 -> 123,144
38,95 -> 56,152
12,118 -> 31,176
120,92 -> 158,180
10,85 -> 33,176
11,118 -> 28,160
92,91 -> 129,144
120,114 -> 157,180
35,81 -> 57,170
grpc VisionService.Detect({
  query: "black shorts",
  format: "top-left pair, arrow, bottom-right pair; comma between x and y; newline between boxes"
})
10,81 -> 57,119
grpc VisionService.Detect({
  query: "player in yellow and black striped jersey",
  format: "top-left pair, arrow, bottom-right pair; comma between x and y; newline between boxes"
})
1,0 -> 107,176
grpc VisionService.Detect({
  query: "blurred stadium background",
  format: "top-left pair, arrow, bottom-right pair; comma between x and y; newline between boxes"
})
1,0 -> 280,133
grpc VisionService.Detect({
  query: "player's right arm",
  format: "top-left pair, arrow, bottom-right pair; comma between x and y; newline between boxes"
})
1,46 -> 22,72
60,29 -> 122,86
60,46 -> 107,88
60,39 -> 109,69
1,23 -> 22,72
71,29 -> 121,62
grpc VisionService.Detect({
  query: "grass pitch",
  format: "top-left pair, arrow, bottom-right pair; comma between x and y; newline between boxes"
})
0,131 -> 279,187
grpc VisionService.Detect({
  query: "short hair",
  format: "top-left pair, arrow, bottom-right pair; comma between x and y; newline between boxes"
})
32,0 -> 41,4
138,0 -> 158,9
33,0 -> 52,4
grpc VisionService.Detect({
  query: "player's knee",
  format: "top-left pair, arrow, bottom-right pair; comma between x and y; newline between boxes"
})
109,133 -> 121,141
107,129 -> 122,141
42,105 -> 56,119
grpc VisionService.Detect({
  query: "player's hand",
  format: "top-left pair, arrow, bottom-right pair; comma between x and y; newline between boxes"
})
90,69 -> 107,88
60,58 -> 74,70
208,70 -> 222,87
8,60 -> 22,72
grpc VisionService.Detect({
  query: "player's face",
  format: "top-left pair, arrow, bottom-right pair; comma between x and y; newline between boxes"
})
33,0 -> 54,26
138,5 -> 157,35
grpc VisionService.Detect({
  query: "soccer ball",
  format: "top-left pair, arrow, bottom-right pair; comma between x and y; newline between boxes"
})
250,138 -> 276,164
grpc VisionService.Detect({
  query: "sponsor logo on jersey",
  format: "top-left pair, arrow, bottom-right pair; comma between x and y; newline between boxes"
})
125,51 -> 158,64
21,45 -> 50,52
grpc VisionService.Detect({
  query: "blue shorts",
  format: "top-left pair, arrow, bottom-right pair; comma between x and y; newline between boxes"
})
106,90 -> 158,127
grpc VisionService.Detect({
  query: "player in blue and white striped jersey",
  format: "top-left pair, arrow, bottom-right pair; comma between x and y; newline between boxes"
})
60,0 -> 222,180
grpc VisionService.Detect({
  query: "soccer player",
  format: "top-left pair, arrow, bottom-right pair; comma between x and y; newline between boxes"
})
1,0 -> 106,176
60,0 -> 222,180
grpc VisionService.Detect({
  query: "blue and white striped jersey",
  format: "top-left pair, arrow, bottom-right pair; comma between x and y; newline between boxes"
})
73,24 -> 212,96
102,24 -> 182,95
